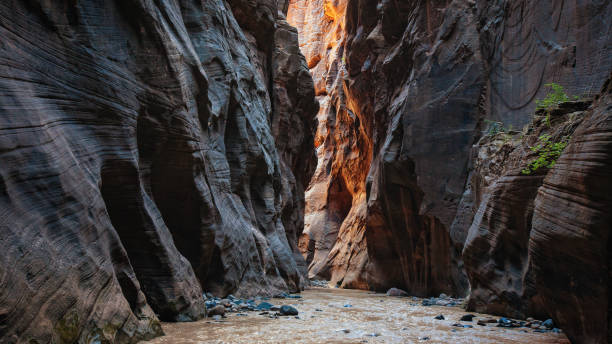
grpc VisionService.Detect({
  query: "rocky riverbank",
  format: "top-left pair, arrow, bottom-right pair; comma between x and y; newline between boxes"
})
146,286 -> 569,344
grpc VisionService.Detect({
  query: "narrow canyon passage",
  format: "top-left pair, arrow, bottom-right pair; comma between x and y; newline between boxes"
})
147,288 -> 569,344
0,0 -> 611,344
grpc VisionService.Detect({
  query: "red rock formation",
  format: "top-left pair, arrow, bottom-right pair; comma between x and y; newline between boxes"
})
289,0 -> 612,304
0,0 -> 316,342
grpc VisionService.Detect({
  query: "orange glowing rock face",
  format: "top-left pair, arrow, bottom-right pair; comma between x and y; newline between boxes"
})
288,0 -> 373,288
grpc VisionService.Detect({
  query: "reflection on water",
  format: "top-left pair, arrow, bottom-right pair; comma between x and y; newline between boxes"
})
146,288 -> 570,344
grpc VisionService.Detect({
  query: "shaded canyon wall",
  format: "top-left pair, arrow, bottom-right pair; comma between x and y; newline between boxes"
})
289,0 -> 611,342
0,0 -> 316,343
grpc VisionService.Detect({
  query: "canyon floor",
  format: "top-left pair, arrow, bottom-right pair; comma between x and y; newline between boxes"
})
145,288 -> 570,344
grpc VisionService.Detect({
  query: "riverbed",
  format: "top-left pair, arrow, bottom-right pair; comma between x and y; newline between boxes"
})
146,288 -> 570,344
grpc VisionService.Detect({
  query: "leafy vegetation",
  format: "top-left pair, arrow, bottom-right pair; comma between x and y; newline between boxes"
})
535,83 -> 572,111
521,134 -> 570,175
535,83 -> 579,127
485,119 -> 512,135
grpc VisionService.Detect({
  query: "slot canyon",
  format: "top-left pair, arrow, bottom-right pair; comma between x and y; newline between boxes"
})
0,0 -> 611,343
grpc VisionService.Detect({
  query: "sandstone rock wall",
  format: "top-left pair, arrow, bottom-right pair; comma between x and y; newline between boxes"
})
288,0 -> 612,315
0,0 -> 316,343
529,77 -> 612,344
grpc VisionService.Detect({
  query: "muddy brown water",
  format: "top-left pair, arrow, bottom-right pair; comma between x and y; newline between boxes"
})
146,288 -> 570,344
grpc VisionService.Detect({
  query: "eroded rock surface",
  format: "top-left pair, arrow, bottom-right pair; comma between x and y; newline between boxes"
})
529,76 -> 612,344
463,101 -> 587,319
0,0 -> 316,342
289,1 -> 611,341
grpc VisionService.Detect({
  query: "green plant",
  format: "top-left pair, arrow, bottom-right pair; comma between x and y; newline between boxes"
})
521,134 -> 570,175
535,83 -> 571,112
484,119 -> 508,135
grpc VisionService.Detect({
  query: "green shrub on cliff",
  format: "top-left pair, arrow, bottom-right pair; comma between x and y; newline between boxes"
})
535,83 -> 571,111
521,134 -> 570,175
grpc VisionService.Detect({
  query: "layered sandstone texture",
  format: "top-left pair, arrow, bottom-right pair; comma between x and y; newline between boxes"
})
463,100 -> 589,319
0,0 -> 316,343
289,0 -> 612,300
464,76 -> 612,344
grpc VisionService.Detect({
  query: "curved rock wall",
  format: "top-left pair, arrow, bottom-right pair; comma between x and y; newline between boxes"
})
0,0 -> 316,342
529,77 -> 612,344
288,0 -> 612,337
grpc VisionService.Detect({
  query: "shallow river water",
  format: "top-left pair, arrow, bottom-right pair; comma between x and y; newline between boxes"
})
146,288 -> 570,344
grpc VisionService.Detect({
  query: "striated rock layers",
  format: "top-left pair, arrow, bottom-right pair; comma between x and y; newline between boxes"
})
464,76 -> 612,343
289,0 -> 611,298
0,0 -> 316,343
291,0 -> 611,341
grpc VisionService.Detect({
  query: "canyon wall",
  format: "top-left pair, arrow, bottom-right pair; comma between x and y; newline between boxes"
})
0,0 -> 316,343
289,0 -> 611,341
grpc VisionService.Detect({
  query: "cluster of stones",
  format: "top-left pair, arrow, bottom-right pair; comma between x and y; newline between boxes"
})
203,292 -> 300,320
387,288 -> 562,335
434,312 -> 561,333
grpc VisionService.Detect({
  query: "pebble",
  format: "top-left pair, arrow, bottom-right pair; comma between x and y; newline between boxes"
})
386,287 -> 409,297
256,302 -> 274,311
419,336 -> 430,340
279,305 -> 298,316
452,323 -> 473,328
207,305 -> 226,317
434,315 -> 445,320
460,314 -> 475,322
344,304 -> 353,308
542,319 -> 554,329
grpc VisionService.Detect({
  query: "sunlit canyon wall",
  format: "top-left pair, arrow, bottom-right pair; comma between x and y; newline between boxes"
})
289,1 -> 612,343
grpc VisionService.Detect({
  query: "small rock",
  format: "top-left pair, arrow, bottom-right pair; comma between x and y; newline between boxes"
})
220,299 -> 232,307
342,329 -> 351,333
287,294 -> 302,299
542,319 -> 554,329
497,317 -> 512,327
439,293 -> 448,299
434,315 -> 445,320
460,314 -> 475,322
452,323 -> 472,328
436,299 -> 451,306
365,333 -> 381,337
419,336 -> 430,341
315,308 -> 323,312
421,299 -> 435,306
256,302 -> 274,311
344,304 -> 353,308
279,305 -> 298,316
207,305 -> 226,317
386,287 -> 409,297
552,328 -> 562,333
258,311 -> 269,315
